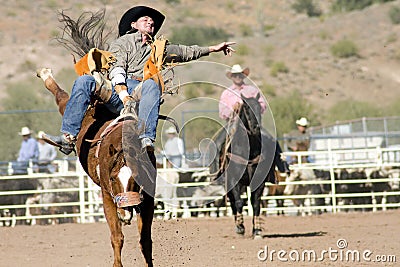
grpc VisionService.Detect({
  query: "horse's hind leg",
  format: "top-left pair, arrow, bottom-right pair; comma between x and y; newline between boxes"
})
102,190 -> 124,267
36,68 -> 70,115
136,192 -> 154,267
276,199 -> 285,215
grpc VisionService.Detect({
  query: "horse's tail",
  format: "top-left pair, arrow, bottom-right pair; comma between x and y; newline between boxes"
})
54,9 -> 114,58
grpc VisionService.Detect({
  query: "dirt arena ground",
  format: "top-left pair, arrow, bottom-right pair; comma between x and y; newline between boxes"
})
1,210 -> 399,267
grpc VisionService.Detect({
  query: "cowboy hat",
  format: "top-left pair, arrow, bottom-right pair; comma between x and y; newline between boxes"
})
165,126 -> 177,134
18,126 -> 32,136
118,6 -> 165,37
296,117 -> 309,127
37,131 -> 45,139
226,64 -> 250,79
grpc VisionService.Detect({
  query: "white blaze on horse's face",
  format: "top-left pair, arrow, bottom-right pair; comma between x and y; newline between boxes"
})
118,166 -> 132,192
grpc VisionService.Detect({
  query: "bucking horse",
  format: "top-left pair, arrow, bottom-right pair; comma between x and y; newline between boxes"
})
36,10 -> 164,267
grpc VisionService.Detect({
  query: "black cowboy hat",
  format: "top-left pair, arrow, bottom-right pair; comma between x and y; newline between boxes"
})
118,6 -> 165,37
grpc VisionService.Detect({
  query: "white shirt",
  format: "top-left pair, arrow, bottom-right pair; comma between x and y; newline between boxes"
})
164,136 -> 184,157
38,142 -> 57,162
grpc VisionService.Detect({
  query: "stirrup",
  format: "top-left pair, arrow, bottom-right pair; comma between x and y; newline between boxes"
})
59,145 -> 76,156
42,134 -> 76,156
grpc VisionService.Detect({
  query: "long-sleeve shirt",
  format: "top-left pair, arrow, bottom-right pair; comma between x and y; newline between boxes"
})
286,130 -> 310,152
17,137 -> 39,162
164,137 -> 184,157
109,31 -> 210,84
219,84 -> 267,120
38,142 -> 57,162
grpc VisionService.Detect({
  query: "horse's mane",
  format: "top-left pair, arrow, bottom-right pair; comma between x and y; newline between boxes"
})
240,96 -> 261,130
54,9 -> 114,57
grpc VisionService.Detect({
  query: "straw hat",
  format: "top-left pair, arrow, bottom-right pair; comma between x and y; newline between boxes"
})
226,64 -> 250,79
296,117 -> 309,127
165,126 -> 177,134
37,131 -> 45,139
18,126 -> 32,136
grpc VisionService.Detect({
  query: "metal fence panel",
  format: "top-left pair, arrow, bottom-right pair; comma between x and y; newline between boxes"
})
0,147 -> 400,226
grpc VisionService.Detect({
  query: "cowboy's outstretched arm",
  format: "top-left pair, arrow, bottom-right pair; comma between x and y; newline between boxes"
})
209,41 -> 236,56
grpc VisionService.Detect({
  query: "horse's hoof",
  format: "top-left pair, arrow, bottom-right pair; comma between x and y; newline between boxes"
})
253,228 -> 263,239
235,224 -> 245,235
36,68 -> 53,80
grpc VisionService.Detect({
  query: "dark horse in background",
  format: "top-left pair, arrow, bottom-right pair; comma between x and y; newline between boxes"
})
36,10 -> 156,267
212,94 -> 279,239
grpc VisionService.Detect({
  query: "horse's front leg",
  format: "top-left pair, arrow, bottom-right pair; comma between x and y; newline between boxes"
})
102,188 -> 124,267
251,183 -> 265,239
227,185 -> 245,235
136,192 -> 154,267
136,150 -> 156,267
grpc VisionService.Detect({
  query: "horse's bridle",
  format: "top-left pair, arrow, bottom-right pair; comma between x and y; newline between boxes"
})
240,102 -> 260,136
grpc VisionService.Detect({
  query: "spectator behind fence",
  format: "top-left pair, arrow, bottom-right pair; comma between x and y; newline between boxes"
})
163,126 -> 185,168
13,126 -> 39,174
17,126 -> 39,162
286,117 -> 310,163
36,131 -> 58,173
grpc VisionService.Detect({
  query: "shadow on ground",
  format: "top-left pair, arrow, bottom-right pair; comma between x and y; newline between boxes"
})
263,231 -> 327,238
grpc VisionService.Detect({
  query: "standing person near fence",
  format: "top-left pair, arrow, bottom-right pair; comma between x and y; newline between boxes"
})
36,131 -> 58,173
163,126 -> 185,168
286,117 -> 310,164
17,127 -> 39,162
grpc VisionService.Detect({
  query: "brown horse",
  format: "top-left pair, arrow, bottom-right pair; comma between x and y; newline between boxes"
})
36,68 -> 156,267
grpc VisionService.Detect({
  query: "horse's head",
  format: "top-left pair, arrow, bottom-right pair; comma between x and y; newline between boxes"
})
239,93 -> 262,135
105,143 -> 141,225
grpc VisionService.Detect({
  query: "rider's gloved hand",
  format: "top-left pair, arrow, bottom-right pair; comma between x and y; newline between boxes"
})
120,99 -> 137,116
115,84 -> 132,104
122,95 -> 135,105
233,102 -> 241,113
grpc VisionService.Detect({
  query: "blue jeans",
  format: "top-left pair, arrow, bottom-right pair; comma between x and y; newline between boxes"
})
61,75 -> 160,140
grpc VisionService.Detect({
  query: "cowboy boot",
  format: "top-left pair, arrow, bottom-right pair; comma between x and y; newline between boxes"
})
140,137 -> 154,152
42,133 -> 76,155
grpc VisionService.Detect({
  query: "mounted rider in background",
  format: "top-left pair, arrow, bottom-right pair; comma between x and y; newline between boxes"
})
211,64 -> 290,178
